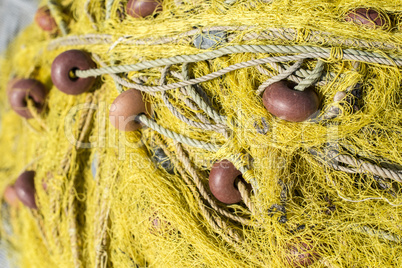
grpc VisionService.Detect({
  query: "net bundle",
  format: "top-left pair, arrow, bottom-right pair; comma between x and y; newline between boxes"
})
1,0 -> 402,267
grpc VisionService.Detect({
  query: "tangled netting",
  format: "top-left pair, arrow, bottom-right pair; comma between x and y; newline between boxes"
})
1,0 -> 402,267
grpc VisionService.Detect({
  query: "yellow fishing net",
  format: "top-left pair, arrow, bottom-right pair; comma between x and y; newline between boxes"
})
1,0 -> 402,267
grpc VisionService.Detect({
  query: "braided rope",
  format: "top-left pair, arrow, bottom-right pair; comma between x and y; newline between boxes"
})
77,44 -> 402,79
313,149 -> 402,183
256,59 -> 304,95
159,64 -> 171,85
111,61 -> 124,93
193,84 -> 214,108
85,53 -> 331,93
159,65 -> 227,134
294,64 -> 312,78
275,62 -> 306,79
91,25 -> 394,53
225,154 -> 266,222
258,61 -> 337,87
157,66 -> 213,127
161,92 -> 227,133
311,149 -> 355,174
275,61 -> 338,83
256,63 -> 302,84
92,54 -> 124,93
184,98 -> 213,124
236,180 -> 256,216
76,52 -> 402,98
240,28 -> 399,52
294,60 -> 325,91
76,45 -> 335,77
48,34 -> 113,50
265,28 -> 384,51
137,114 -> 220,152
41,26 -> 277,48
333,153 -> 402,183
327,162 -> 358,174
181,63 -> 227,125
170,71 -> 218,125
212,215 -> 243,242
43,23 -> 401,54
226,154 -> 259,193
